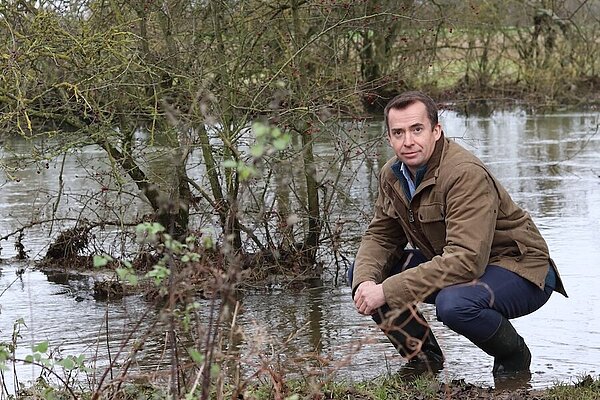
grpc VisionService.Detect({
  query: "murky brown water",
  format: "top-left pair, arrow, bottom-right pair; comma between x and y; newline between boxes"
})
1,110 -> 599,394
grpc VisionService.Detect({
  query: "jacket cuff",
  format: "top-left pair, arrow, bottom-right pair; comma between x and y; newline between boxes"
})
381,277 -> 408,310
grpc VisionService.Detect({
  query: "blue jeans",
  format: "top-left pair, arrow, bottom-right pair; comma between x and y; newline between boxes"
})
349,250 -> 555,343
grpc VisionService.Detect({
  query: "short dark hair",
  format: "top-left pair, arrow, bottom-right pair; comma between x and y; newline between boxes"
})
383,91 -> 439,134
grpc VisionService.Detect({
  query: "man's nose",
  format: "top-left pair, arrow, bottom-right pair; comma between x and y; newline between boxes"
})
404,132 -> 414,146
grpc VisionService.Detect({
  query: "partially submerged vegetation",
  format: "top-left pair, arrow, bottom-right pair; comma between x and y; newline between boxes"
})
3,223 -> 599,399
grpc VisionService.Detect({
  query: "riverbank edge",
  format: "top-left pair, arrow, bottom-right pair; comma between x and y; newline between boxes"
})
11,373 -> 600,399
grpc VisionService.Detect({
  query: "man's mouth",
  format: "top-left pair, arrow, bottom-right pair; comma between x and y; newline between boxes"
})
402,151 -> 419,157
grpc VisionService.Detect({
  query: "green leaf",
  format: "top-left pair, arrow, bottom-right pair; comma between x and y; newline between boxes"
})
273,137 -> 290,150
93,255 -> 111,268
136,222 -> 165,236
128,274 -> 139,285
116,267 -> 128,280
222,159 -> 238,169
250,143 -> 265,158
165,237 -> 183,252
187,347 -> 204,364
238,164 -> 257,180
24,355 -> 34,363
145,265 -> 171,285
202,235 -> 214,249
149,223 -> 165,234
33,341 -> 49,353
57,357 -> 75,371
271,127 -> 282,138
252,122 -> 268,138
116,268 -> 139,286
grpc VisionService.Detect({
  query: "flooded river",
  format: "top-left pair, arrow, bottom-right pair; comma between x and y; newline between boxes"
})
1,109 -> 599,394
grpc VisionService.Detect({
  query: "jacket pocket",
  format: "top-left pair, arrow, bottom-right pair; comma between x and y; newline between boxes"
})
514,240 -> 528,261
495,239 -> 528,260
418,204 -> 446,253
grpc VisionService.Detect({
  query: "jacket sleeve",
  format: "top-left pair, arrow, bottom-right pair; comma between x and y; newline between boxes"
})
381,163 -> 498,310
352,176 -> 408,297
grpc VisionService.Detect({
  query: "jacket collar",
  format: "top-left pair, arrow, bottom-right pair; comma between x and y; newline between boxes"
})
422,132 -> 446,182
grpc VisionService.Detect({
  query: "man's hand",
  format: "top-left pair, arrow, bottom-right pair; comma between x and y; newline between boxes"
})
353,281 -> 386,315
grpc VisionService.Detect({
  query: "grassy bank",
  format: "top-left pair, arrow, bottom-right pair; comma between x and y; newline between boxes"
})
11,373 -> 600,399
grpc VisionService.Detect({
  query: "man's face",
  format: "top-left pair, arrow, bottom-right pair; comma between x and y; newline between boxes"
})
387,101 -> 442,176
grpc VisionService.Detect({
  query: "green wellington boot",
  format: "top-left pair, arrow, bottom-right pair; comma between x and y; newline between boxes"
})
373,305 -> 444,377
476,317 -> 531,378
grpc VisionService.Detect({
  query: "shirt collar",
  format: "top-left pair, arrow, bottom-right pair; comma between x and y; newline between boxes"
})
400,163 -> 417,197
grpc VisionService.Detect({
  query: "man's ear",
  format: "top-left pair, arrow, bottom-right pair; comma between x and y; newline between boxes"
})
433,124 -> 442,140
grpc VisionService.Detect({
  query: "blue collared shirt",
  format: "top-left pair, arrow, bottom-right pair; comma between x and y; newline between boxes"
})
400,163 -> 417,198
391,161 -> 428,202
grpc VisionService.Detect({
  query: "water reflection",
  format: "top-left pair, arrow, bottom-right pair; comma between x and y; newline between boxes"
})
1,110 -> 599,394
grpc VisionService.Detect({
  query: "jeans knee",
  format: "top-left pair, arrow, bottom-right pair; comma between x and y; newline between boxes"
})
435,289 -> 477,330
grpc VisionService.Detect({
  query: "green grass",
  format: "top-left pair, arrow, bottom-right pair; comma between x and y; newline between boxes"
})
10,374 -> 600,399
540,375 -> 600,400
236,374 -> 600,400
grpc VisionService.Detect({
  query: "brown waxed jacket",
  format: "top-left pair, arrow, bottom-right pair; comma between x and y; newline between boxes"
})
352,135 -> 567,310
